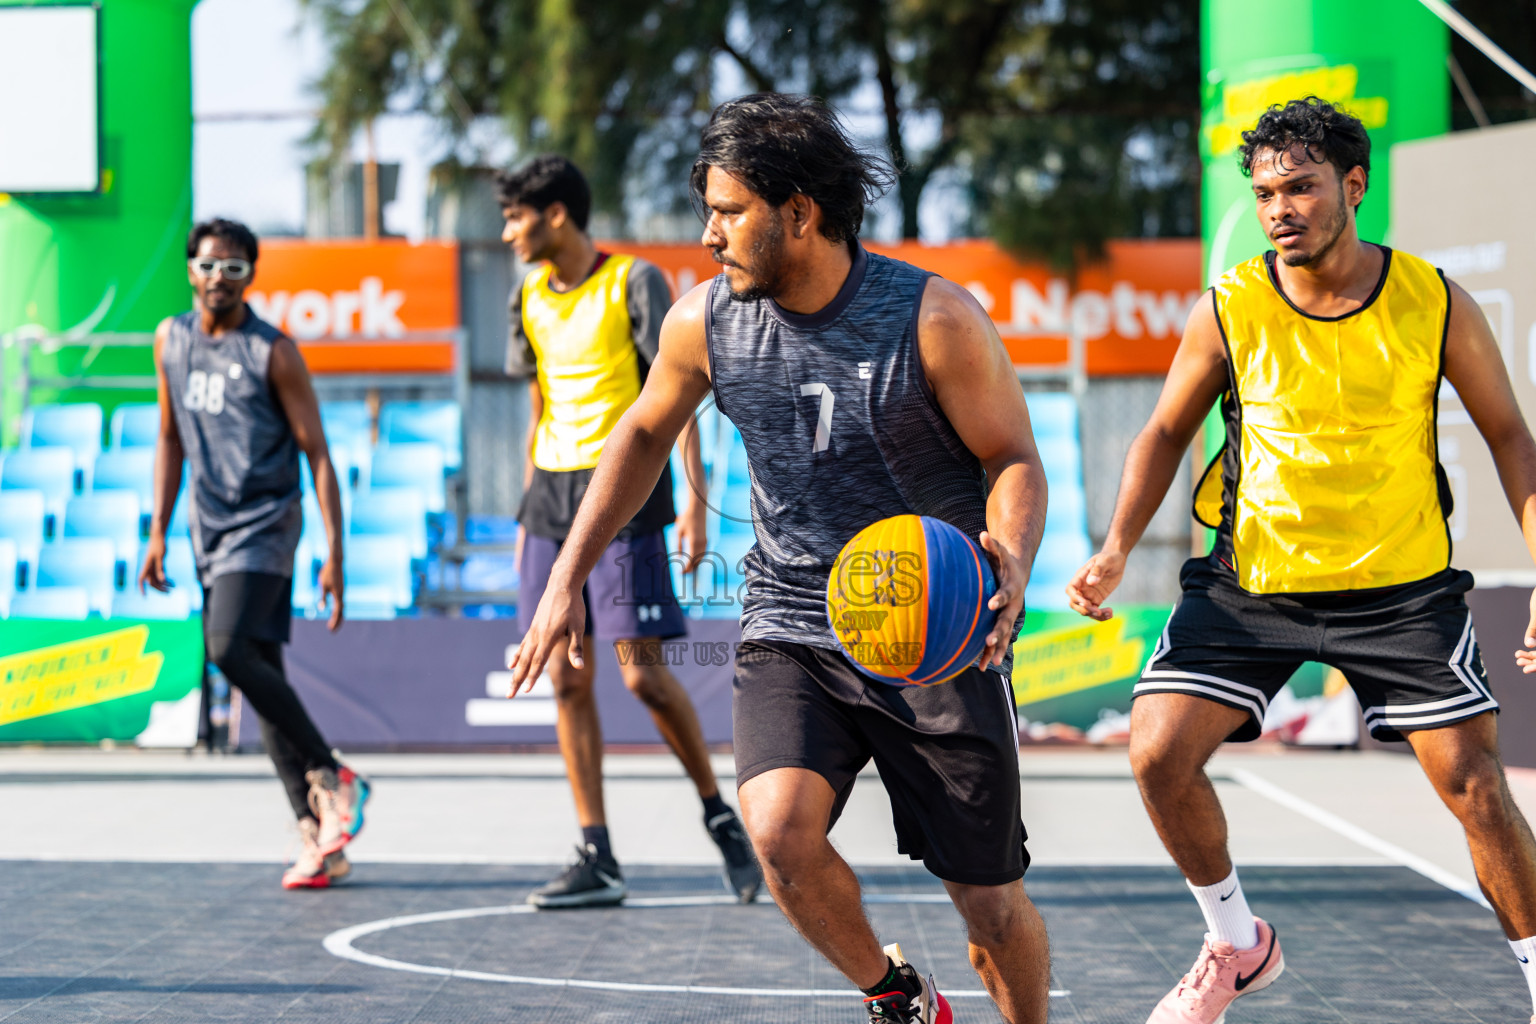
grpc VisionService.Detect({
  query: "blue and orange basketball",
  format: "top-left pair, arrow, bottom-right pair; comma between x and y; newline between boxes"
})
825,514 -> 997,687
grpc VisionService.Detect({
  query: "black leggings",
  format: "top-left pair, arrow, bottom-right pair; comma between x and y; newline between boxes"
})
205,630 -> 337,821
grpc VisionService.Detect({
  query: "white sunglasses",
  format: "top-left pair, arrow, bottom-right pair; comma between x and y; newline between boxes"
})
188,257 -> 253,281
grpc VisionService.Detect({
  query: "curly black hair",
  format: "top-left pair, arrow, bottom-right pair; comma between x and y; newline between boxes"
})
690,93 -> 893,244
497,155 -> 592,231
187,218 -> 258,263
1239,97 -> 1371,207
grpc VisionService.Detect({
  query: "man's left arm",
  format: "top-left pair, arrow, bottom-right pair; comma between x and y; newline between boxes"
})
916,276 -> 1048,668
1441,280 -> 1536,668
270,336 -> 345,631
631,259 -> 707,573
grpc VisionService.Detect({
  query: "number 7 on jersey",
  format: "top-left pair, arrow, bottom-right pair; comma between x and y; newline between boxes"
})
799,382 -> 834,452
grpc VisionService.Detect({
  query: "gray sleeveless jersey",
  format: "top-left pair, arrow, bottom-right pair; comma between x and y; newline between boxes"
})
163,308 -> 302,584
707,245 -> 1003,658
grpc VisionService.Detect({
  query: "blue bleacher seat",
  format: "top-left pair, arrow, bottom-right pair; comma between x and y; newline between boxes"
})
0,539 -> 15,615
1025,392 -> 1080,442
379,400 -> 462,472
344,535 -> 413,616
37,539 -> 116,614
158,537 -> 202,611
109,587 -> 191,620
109,402 -> 162,449
1034,437 -> 1083,479
300,493 -> 325,571
23,404 -> 103,489
708,426 -> 753,529
321,401 -> 371,448
9,586 -> 91,620
1025,533 -> 1094,612
168,485 -> 191,538
300,447 -> 354,502
321,400 -> 373,437
693,402 -> 722,474
351,487 -> 428,560
291,538 -> 318,615
2,446 -> 77,536
1044,480 -> 1088,534
369,443 -> 446,514
92,448 -> 157,515
0,490 -> 45,589
64,492 -> 143,571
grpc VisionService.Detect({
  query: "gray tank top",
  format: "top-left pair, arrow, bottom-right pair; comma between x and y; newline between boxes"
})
707,245 -> 1001,656
163,308 -> 302,584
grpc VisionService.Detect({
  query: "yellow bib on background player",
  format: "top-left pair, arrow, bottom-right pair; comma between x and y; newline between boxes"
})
1195,247 -> 1452,594
521,254 -> 641,471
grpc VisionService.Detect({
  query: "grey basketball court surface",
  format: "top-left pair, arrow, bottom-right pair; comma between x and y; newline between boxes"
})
0,747 -> 1530,1022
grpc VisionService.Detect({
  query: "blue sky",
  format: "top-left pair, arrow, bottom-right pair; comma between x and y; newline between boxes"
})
192,0 -> 437,239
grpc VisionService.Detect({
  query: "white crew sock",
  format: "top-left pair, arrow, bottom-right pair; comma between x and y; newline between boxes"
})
1187,868 -> 1260,949
1510,936 -> 1536,1013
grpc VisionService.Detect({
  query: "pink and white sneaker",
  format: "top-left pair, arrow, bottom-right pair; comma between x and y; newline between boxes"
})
1146,917 -> 1283,1024
863,943 -> 952,1024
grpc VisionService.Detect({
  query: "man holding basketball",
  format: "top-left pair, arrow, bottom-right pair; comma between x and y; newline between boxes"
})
510,94 -> 1051,1024
1068,98 -> 1536,1023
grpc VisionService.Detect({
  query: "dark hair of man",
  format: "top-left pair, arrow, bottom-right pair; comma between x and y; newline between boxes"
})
186,217 -> 259,262
1239,96 -> 1372,209
689,93 -> 893,245
496,155 -> 592,232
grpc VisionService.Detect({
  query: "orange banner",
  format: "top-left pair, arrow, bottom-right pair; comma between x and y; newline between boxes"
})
244,237 -> 1199,376
614,238 -> 1202,376
246,240 -> 460,375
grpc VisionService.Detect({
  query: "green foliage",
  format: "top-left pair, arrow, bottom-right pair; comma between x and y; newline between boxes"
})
302,0 -> 1200,258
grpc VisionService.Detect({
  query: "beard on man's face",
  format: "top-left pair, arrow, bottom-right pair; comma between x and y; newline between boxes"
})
1279,182 -> 1351,268
200,282 -> 242,313
723,218 -> 787,302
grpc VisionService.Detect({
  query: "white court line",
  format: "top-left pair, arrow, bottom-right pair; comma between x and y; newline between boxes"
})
322,894 -> 1071,999
1229,767 -> 1490,909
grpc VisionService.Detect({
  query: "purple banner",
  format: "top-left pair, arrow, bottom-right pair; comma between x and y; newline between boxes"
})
235,618 -> 741,750
1466,587 -> 1536,770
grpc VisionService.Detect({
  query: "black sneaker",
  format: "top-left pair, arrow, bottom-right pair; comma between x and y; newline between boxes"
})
527,844 -> 626,909
863,944 -> 951,1023
706,808 -> 762,903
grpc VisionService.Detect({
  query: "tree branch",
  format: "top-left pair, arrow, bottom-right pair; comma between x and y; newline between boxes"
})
717,36 -> 775,93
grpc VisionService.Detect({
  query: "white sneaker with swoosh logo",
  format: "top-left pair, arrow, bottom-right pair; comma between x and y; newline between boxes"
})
1146,917 -> 1283,1024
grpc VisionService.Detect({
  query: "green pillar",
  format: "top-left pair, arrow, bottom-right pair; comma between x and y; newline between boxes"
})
1200,0 -> 1449,284
1196,0 -> 1449,539
0,0 -> 197,442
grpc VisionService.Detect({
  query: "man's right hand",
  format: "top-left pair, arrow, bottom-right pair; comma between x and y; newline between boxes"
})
506,577 -> 588,697
137,536 -> 170,594
1066,550 -> 1127,621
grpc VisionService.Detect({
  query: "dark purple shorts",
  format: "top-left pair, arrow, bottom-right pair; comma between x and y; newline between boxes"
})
518,530 -> 688,640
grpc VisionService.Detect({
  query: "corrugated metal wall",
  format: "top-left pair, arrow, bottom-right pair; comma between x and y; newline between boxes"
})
1077,377 -> 1193,606
459,239 -> 528,518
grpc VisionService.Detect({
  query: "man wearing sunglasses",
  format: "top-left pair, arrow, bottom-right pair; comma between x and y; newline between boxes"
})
139,217 -> 369,889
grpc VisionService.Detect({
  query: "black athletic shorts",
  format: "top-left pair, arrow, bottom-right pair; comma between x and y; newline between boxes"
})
1136,556 -> 1497,743
732,639 -> 1027,887
203,572 -> 293,644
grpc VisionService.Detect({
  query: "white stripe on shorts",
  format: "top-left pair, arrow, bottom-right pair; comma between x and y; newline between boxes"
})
1362,611 -> 1498,731
1134,675 -> 1266,724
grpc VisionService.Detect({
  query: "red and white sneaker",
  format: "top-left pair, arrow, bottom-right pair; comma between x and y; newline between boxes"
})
281,818 -> 350,890
863,943 -> 953,1023
306,764 -> 371,857
1147,917 -> 1284,1023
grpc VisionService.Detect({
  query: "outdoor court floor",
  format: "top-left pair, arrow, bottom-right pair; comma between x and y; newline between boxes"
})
0,747 -> 1530,1022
